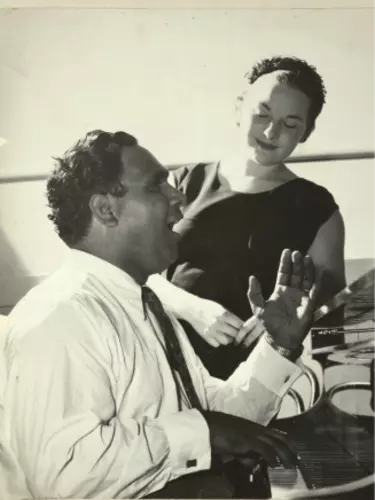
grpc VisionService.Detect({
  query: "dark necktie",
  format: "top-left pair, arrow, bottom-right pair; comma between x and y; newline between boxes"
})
141,286 -> 203,411
141,290 -> 268,498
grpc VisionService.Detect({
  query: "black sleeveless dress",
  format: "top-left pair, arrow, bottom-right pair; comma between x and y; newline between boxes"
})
167,162 -> 339,379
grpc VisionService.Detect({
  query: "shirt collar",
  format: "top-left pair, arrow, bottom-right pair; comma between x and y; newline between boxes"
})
67,249 -> 143,299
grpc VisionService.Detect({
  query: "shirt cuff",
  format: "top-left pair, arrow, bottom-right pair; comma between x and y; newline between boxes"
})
156,409 -> 212,480
247,335 -> 303,398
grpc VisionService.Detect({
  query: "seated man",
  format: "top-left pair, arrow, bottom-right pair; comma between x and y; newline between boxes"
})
0,130 -> 317,499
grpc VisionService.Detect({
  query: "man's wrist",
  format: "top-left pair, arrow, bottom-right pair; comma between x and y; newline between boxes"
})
264,333 -> 303,362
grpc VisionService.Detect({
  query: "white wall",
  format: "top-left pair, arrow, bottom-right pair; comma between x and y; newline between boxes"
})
0,9 -> 373,171
0,8 -> 374,310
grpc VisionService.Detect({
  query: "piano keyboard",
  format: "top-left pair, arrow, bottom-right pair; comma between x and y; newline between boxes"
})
269,404 -> 374,495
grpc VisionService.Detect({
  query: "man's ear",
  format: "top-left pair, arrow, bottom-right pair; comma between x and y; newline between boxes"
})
89,193 -> 119,227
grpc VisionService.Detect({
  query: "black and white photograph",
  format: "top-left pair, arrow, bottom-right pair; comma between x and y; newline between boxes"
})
0,1 -> 374,499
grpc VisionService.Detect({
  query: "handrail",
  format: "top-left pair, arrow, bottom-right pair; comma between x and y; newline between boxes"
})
304,365 -> 320,408
285,389 -> 305,415
286,151 -> 375,163
0,150 -> 373,184
0,174 -> 48,184
168,150 -> 375,170
326,381 -> 372,402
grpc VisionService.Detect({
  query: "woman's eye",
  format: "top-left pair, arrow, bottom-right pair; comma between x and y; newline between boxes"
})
284,122 -> 297,129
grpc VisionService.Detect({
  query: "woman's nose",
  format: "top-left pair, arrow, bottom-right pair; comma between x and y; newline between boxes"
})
264,121 -> 280,140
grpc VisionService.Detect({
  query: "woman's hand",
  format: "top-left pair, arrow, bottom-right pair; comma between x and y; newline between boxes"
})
234,315 -> 267,348
146,274 -> 243,346
186,298 -> 244,347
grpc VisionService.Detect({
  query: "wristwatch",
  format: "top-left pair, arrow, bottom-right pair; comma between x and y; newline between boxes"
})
264,333 -> 304,362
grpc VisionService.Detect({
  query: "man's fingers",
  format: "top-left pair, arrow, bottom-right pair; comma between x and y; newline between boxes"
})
302,254 -> 315,292
235,455 -> 261,469
306,267 -> 322,315
276,249 -> 292,287
290,251 -> 304,288
257,424 -> 297,467
238,437 -> 279,467
312,267 -> 323,297
308,283 -> 320,310
278,251 -> 317,294
244,433 -> 296,469
247,276 -> 265,315
262,426 -> 291,446
256,433 -> 297,469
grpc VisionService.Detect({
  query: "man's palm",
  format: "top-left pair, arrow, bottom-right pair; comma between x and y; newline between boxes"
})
261,286 -> 312,345
248,250 -> 318,349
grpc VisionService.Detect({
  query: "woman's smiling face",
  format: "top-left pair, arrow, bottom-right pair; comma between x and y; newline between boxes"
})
238,71 -> 312,166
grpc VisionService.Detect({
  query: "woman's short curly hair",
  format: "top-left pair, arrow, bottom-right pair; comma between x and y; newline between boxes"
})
240,56 -> 326,141
46,129 -> 138,247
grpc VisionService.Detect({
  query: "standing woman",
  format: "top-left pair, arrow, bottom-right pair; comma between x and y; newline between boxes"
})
148,56 -> 346,379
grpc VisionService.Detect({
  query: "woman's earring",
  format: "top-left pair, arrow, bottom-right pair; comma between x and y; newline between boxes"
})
235,92 -> 246,127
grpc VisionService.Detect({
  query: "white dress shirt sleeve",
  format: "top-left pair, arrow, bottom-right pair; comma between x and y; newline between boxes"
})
4,299 -> 210,499
176,324 -> 304,425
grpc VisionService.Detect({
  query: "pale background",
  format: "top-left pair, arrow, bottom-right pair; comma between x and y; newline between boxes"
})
0,0 -> 373,455
0,6 -> 374,312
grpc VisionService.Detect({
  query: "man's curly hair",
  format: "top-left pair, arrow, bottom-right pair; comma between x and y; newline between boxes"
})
46,130 -> 138,247
239,56 -> 327,141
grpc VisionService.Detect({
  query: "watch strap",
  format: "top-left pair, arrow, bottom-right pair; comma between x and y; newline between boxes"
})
264,333 -> 303,362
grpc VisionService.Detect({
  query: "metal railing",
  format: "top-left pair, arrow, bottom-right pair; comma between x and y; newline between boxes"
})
0,150 -> 373,184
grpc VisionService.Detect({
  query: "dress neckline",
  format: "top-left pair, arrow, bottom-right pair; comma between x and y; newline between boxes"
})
213,161 -> 302,196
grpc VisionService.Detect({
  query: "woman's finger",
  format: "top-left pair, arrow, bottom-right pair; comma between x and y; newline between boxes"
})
234,316 -> 258,345
215,332 -> 236,345
214,321 -> 242,338
203,334 -> 220,347
221,311 -> 245,329
243,321 -> 265,348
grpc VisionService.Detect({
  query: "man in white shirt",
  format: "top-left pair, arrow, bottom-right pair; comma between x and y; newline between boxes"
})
0,130 -> 318,499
